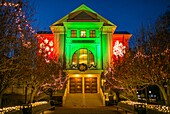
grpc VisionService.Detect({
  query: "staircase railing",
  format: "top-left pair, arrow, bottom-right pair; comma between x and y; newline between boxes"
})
99,87 -> 105,106
62,87 -> 68,106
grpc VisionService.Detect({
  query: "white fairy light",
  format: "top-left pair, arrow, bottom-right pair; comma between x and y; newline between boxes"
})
1,2 -> 36,49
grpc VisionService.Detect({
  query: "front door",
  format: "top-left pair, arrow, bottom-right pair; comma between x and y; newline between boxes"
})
84,77 -> 97,93
70,77 -> 82,93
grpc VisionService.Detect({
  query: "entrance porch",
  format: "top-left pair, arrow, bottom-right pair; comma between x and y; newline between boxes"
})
62,70 -> 105,107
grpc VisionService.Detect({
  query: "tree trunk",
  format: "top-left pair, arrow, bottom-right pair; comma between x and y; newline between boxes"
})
157,84 -> 168,105
30,87 -> 38,103
0,93 -> 2,107
167,80 -> 170,106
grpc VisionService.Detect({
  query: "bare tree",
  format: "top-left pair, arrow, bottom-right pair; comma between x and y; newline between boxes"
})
106,9 -> 170,105
0,0 -> 36,106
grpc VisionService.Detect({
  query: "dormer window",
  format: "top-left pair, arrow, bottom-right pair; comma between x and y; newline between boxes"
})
80,30 -> 86,37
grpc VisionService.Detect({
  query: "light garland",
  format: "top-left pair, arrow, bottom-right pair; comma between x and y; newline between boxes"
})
133,48 -> 170,60
30,101 -> 48,107
121,101 -> 170,113
38,73 -> 68,96
0,101 -> 48,114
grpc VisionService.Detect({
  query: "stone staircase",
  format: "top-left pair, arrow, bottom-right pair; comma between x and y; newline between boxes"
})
63,93 -> 103,107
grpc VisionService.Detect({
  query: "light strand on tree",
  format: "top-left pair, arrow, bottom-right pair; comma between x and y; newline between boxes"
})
133,48 -> 170,60
1,2 -> 36,48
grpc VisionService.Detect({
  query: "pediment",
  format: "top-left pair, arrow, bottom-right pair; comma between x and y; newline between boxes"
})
51,4 -> 116,26
68,10 -> 99,22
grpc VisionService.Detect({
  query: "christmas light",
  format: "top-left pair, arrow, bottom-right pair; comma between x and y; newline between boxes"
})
133,48 -> 170,60
0,101 -> 48,113
37,35 -> 55,63
49,41 -> 54,47
40,43 -> 45,48
51,48 -> 54,52
44,38 -> 49,44
120,101 -> 170,113
1,2 -> 36,49
113,40 -> 126,58
45,46 -> 50,51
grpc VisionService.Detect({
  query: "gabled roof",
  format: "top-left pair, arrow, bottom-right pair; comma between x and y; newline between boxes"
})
51,4 -> 116,27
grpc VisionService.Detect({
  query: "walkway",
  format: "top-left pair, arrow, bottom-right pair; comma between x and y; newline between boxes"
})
44,106 -> 125,114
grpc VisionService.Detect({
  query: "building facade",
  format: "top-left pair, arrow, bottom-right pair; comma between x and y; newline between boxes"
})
37,4 -> 131,105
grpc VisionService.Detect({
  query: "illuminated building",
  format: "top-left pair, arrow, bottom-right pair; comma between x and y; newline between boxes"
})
37,4 -> 131,106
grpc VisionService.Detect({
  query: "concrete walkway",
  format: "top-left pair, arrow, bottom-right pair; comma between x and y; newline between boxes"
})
44,106 -> 125,114
63,93 -> 103,107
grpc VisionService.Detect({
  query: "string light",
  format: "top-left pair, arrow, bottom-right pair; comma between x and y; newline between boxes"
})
1,2 -> 36,48
120,101 -> 170,113
38,72 -> 68,96
0,101 -> 48,114
133,48 -> 170,60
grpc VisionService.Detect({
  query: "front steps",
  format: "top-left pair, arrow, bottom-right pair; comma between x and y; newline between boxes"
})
63,93 -> 103,107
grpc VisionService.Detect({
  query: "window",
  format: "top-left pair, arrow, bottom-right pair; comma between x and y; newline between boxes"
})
71,30 -> 77,38
90,30 -> 96,38
79,49 -> 87,64
72,49 -> 94,65
89,52 -> 94,64
80,30 -> 86,37
72,51 -> 77,64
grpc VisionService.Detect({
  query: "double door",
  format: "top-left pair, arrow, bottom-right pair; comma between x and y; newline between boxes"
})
69,77 -> 97,93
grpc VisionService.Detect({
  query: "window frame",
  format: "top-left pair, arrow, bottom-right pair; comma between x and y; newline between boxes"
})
90,30 -> 96,38
80,30 -> 86,38
72,49 -> 94,66
71,30 -> 77,38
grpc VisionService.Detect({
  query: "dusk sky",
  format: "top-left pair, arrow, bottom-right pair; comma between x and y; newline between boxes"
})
30,0 -> 169,37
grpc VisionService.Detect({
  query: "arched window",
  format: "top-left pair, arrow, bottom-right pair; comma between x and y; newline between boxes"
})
72,49 -> 94,65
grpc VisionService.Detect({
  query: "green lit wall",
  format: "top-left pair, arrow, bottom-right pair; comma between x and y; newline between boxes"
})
64,22 -> 103,69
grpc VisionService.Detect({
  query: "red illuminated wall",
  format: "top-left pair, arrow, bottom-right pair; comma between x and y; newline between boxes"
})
37,34 -> 55,63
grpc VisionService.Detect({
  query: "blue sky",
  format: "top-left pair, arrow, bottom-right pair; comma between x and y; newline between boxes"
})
30,0 -> 169,36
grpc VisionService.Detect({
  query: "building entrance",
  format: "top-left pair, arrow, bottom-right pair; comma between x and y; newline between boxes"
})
69,77 -> 97,93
